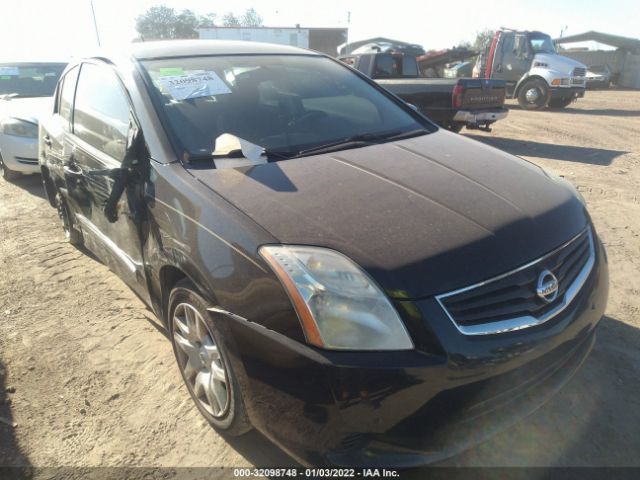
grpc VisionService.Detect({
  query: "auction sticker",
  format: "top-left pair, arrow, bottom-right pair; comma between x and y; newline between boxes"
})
158,70 -> 231,100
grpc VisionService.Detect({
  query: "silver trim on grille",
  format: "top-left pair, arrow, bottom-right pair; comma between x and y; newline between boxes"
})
436,228 -> 595,336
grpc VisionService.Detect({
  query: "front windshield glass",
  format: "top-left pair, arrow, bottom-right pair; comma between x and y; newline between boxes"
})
141,55 -> 430,159
0,63 -> 66,98
529,34 -> 556,54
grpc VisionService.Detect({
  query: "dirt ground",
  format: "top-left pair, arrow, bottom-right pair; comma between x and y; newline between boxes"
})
1,90 -> 639,469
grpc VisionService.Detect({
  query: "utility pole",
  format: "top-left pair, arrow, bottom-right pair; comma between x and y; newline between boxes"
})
559,25 -> 568,38
90,0 -> 101,47
346,11 -> 351,54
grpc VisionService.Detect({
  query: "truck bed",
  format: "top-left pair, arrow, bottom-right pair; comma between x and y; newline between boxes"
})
377,78 -> 506,122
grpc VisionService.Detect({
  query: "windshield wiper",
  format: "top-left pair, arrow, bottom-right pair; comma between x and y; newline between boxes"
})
186,128 -> 430,164
289,128 -> 430,159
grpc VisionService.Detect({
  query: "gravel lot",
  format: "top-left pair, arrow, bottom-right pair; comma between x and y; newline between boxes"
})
1,90 -> 639,469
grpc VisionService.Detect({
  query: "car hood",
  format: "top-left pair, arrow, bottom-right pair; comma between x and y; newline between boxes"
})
534,53 -> 586,75
191,130 -> 588,299
0,96 -> 53,124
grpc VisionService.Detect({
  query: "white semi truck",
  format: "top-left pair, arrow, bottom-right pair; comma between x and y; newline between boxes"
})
474,29 -> 588,110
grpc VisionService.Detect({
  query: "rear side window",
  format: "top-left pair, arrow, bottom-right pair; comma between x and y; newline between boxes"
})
73,63 -> 130,162
374,54 -> 397,78
401,56 -> 419,77
58,66 -> 79,130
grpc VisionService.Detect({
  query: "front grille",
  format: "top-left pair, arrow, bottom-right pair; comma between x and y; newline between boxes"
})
437,228 -> 595,335
573,67 -> 586,77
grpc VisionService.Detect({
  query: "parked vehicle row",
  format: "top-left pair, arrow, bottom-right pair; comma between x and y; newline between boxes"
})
586,64 -> 612,89
35,40 -> 608,467
0,62 -> 66,180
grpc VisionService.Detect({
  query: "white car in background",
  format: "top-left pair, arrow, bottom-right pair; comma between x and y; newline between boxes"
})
0,62 -> 66,181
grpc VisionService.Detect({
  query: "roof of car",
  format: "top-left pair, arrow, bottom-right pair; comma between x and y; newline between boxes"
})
129,40 -> 321,60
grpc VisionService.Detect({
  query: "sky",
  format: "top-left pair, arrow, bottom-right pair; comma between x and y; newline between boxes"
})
2,0 -> 638,60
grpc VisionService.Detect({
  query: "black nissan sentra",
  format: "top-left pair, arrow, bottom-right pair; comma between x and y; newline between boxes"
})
39,41 -> 608,466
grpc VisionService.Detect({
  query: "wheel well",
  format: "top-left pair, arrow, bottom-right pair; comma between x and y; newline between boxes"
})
159,265 -> 187,323
515,75 -> 548,97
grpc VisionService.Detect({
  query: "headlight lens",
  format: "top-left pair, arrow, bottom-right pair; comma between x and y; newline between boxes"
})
1,118 -> 38,138
260,245 -> 414,351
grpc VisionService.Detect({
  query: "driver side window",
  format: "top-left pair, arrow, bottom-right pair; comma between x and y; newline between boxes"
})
73,63 -> 131,162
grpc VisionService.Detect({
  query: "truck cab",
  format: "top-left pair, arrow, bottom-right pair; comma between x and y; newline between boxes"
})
476,29 -> 587,109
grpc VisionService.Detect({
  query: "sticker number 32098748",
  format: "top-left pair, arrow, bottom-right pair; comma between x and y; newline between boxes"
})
158,71 -> 232,101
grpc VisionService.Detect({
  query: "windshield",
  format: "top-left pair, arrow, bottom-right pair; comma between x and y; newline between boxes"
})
141,55 -> 430,160
589,65 -> 606,73
0,63 -> 66,98
529,34 -> 556,54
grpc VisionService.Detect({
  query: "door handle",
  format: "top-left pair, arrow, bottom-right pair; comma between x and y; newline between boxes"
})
43,135 -> 53,147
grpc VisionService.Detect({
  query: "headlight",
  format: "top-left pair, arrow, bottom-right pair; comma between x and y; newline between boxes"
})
551,78 -> 570,86
260,245 -> 414,351
1,118 -> 38,138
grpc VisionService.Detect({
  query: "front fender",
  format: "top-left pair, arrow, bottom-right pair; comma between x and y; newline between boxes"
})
145,162 -> 307,344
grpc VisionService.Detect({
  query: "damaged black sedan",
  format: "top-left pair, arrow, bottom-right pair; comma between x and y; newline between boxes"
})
39,40 -> 608,466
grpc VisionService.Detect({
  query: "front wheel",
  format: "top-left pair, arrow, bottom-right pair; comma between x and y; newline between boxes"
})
168,279 -> 251,436
517,79 -> 550,110
548,97 -> 574,109
0,154 -> 20,181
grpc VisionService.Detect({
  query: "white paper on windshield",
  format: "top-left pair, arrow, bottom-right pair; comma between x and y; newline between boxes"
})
158,70 -> 231,100
212,133 -> 267,169
0,67 -> 19,76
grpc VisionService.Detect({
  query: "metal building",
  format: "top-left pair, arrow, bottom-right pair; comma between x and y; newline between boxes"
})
198,27 -> 347,56
556,31 -> 640,89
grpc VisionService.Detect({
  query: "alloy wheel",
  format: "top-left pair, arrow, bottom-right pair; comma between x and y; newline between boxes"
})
172,303 -> 229,418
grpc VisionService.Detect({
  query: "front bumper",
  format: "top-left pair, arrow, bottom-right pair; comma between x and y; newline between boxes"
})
452,108 -> 508,126
550,86 -> 585,100
221,233 -> 608,467
0,132 -> 40,174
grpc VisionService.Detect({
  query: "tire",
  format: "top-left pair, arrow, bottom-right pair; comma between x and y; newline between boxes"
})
548,97 -> 574,109
517,79 -> 550,110
55,193 -> 83,245
0,154 -> 20,181
168,279 -> 251,436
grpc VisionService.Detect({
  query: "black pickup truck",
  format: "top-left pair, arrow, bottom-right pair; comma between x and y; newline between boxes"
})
340,52 -> 508,132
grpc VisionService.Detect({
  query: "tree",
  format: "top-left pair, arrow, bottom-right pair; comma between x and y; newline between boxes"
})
174,9 -> 199,39
198,13 -> 217,28
222,12 -> 242,27
222,8 -> 264,27
135,5 -> 200,40
241,8 -> 263,27
473,29 -> 495,52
